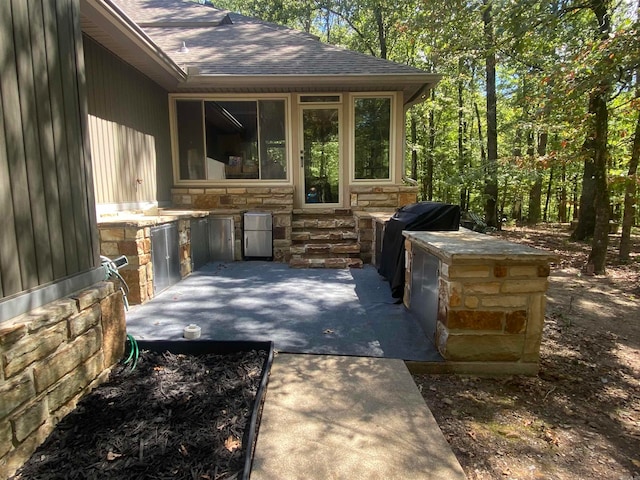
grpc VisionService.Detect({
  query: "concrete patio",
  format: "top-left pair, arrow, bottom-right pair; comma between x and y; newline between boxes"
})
125,262 -> 442,362
124,262 -> 466,479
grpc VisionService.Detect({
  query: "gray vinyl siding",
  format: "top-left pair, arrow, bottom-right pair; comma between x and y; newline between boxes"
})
84,36 -> 172,207
0,0 -> 98,299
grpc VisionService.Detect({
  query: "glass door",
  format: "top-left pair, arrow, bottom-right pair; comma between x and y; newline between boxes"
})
300,107 -> 341,205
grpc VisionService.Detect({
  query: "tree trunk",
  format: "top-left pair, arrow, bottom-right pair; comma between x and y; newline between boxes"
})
374,5 -> 387,59
585,0 -> 612,274
620,104 -> 640,261
544,166 -> 554,222
427,96 -> 435,200
559,161 -> 567,223
458,57 -> 467,210
483,1 -> 498,227
527,131 -> 542,224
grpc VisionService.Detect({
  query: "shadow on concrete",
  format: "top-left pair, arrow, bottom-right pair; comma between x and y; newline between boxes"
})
125,262 -> 442,361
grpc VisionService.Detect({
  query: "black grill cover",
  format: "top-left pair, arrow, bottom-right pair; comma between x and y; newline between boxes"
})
378,202 -> 460,298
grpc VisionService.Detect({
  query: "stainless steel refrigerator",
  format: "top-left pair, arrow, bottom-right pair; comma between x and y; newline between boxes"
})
243,212 -> 272,258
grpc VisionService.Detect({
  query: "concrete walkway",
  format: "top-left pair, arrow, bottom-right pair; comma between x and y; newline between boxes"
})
251,354 -> 466,480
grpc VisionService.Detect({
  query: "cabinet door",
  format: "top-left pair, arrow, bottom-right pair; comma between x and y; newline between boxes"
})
151,223 -> 181,294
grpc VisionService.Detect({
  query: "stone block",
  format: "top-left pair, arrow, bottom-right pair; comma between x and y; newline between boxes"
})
11,401 -> 47,443
350,193 -> 358,206
68,305 -> 101,338
34,329 -> 101,393
194,195 -> 219,209
307,245 -> 331,255
226,188 -> 247,194
101,292 -> 126,368
464,282 -> 501,295
0,422 -> 52,480
481,295 -> 528,308
273,226 -> 287,240
464,296 -> 479,308
505,310 -> 527,333
494,265 -> 508,278
24,299 -> 77,333
100,242 -> 120,256
118,240 -> 138,256
99,228 -> 125,242
332,244 -> 360,254
3,323 -> 67,379
0,420 -> 11,457
449,265 -> 491,279
0,374 -> 35,419
398,192 -> 417,206
537,264 -> 551,277
124,227 -> 144,240
509,266 -> 538,277
501,279 -> 547,293
270,187 -> 294,194
204,188 -> 227,195
219,195 -> 232,205
262,196 -> 292,206
446,311 -> 504,331
46,352 -> 104,414
357,193 -> 392,202
0,324 -> 27,348
443,334 -> 525,362
526,294 -> 546,336
72,283 -> 112,311
522,330 -> 543,362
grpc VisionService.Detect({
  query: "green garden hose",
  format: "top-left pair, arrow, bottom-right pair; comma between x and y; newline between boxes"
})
123,334 -> 139,371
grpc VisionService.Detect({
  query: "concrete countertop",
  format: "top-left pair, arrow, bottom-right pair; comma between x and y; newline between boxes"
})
96,208 -> 241,227
403,228 -> 558,262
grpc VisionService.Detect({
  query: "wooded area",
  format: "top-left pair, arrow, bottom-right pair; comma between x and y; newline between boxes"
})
210,0 -> 639,274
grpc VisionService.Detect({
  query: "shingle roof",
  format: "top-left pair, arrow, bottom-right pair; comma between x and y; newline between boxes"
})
113,0 -> 429,77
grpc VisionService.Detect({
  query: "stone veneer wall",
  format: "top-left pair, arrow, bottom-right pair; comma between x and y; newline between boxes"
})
171,186 -> 294,262
0,283 -> 126,478
404,238 -> 551,373
350,185 -> 417,210
100,225 -> 154,305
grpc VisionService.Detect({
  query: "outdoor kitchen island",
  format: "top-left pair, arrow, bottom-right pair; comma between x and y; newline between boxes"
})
403,228 -> 557,375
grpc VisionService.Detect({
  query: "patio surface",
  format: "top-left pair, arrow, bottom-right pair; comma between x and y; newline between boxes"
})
125,262 -> 465,479
125,262 -> 442,362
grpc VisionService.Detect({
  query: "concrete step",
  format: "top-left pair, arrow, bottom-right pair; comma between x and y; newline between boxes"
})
289,257 -> 364,269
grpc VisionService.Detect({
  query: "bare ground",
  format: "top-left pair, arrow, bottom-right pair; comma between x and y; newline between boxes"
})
413,224 -> 640,480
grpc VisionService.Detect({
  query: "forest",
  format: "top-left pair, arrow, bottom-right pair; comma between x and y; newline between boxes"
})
209,0 -> 639,274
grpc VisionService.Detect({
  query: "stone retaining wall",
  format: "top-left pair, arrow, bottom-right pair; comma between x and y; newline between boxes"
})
0,283 -> 126,479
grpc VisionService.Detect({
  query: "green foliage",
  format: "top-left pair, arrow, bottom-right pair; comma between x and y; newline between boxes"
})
211,0 -> 639,227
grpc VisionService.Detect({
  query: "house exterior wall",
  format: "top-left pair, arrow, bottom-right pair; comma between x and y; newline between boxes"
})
0,0 -> 99,307
84,35 -> 172,210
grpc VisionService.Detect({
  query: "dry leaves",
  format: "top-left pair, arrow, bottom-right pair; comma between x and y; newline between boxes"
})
106,451 -> 122,461
225,436 -> 241,452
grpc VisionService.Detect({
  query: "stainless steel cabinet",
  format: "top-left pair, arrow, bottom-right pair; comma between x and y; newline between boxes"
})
209,216 -> 235,262
243,212 -> 272,258
151,223 -> 181,294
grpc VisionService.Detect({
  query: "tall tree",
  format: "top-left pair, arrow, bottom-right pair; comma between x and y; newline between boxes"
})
483,0 -> 499,227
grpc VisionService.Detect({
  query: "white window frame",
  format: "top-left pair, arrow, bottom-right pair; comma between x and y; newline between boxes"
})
169,93 -> 293,186
350,92 -> 396,184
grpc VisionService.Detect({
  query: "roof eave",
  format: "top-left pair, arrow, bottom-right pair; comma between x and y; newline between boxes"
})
81,0 -> 187,88
179,73 -> 442,105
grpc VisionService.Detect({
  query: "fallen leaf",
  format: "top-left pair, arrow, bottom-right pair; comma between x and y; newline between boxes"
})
106,451 -> 122,461
225,435 -> 241,452
179,444 -> 188,456
631,459 -> 640,468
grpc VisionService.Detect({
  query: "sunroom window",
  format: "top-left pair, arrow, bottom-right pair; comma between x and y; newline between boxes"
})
354,97 -> 391,180
176,99 -> 287,181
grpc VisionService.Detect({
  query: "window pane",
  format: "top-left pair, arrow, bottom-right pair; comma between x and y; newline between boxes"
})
354,97 -> 391,180
177,100 -> 205,180
259,100 -> 287,179
204,101 -> 259,179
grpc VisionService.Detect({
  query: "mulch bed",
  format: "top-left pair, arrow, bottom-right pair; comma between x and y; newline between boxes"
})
12,349 -> 268,480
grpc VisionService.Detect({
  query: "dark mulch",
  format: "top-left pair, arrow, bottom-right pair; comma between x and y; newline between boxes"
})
12,349 -> 268,480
